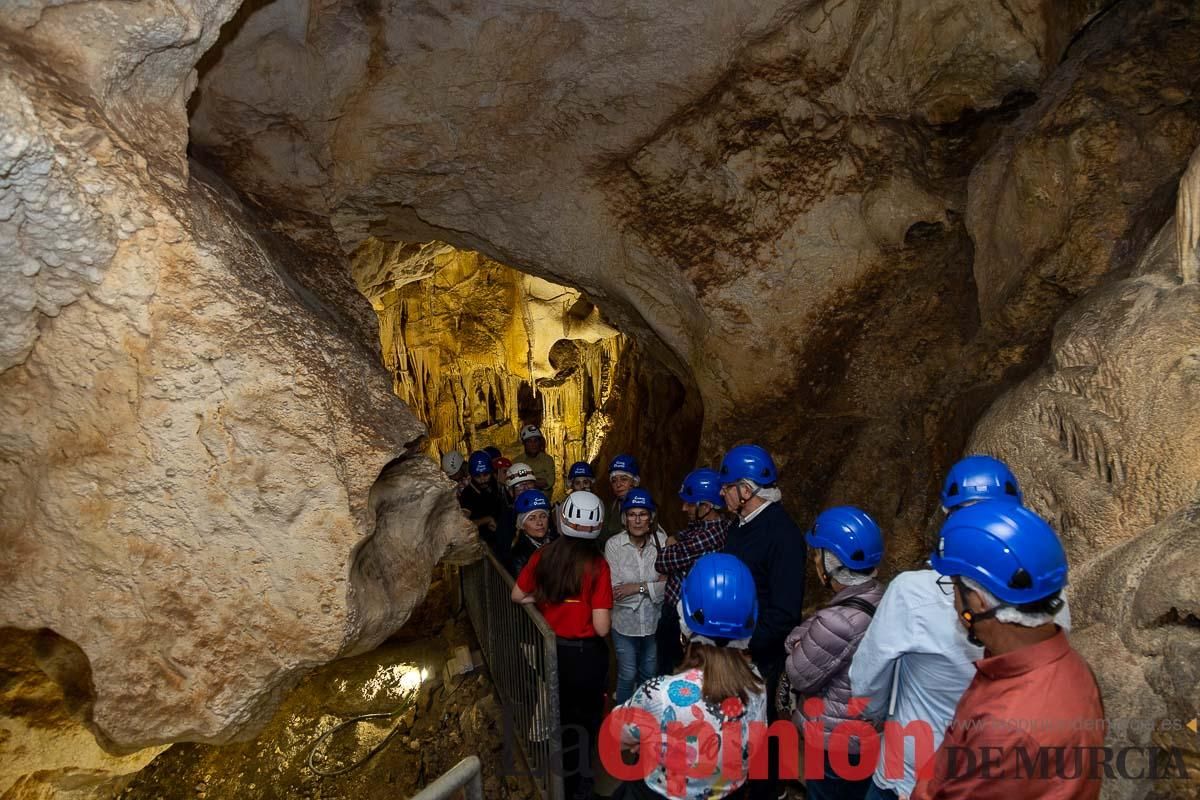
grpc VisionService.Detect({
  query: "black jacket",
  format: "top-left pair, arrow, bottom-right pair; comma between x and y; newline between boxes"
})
722,502 -> 808,667
509,530 -> 559,578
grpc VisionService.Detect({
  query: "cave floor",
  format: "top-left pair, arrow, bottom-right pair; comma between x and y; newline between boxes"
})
115,574 -> 536,800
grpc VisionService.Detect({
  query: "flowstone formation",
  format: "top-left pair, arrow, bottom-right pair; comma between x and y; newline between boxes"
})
971,153 -> 1200,797
353,240 -> 625,496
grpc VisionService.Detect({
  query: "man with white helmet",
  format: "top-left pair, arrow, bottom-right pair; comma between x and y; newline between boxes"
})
519,424 -> 556,497
440,450 -> 468,497
488,462 -> 539,572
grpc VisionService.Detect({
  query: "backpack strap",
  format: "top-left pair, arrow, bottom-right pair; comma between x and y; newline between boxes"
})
836,596 -> 877,617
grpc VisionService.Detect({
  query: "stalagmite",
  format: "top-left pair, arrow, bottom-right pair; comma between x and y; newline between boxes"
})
1177,145 -> 1200,284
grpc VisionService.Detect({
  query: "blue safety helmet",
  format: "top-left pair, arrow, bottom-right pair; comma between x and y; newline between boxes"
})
514,489 -> 550,515
568,461 -> 595,480
680,554 -> 759,641
806,506 -> 884,570
609,454 -> 640,478
468,450 -> 494,476
621,488 -> 656,513
931,503 -> 1068,606
719,444 -> 778,486
679,468 -> 724,508
940,454 -> 1022,510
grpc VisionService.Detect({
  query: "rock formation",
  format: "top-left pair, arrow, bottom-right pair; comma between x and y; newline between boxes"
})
971,161 -> 1200,796
0,37 -> 474,753
2,0 -> 1200,795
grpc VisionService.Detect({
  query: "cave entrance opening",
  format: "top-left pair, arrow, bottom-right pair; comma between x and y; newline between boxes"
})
352,239 -> 636,503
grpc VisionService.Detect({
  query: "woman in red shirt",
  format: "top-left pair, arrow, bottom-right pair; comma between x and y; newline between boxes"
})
512,490 -> 612,800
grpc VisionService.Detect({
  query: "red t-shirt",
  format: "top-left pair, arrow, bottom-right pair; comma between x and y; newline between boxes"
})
516,549 -> 613,639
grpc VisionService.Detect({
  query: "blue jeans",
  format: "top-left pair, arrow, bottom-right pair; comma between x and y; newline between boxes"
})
805,750 -> 872,800
864,782 -> 899,800
612,630 -> 657,703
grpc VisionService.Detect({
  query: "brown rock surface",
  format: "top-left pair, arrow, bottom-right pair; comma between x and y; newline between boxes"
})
0,45 -> 474,750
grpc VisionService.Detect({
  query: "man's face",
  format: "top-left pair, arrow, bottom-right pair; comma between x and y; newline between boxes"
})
512,480 -> 536,496
472,472 -> 491,486
720,482 -> 748,509
682,500 -> 698,520
610,474 -> 634,498
571,477 -> 594,493
524,437 -> 544,456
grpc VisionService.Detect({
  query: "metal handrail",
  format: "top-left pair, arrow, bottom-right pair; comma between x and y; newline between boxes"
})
408,755 -> 483,800
460,548 -> 564,800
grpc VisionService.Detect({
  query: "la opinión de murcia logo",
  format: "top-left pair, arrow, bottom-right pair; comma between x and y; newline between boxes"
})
495,698 -> 1196,796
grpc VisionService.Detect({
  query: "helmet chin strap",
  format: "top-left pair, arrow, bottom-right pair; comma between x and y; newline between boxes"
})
955,581 -> 1001,648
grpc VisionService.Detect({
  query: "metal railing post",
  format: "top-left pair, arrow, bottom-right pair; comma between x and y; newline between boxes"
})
407,755 -> 483,800
458,549 -> 563,800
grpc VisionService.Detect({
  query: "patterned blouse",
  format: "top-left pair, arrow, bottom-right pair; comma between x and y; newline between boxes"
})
616,667 -> 768,799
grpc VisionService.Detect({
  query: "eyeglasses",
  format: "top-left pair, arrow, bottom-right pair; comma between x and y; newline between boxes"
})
936,575 -> 957,596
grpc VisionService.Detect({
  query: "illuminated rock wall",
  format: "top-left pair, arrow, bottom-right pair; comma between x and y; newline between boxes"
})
354,241 -> 625,498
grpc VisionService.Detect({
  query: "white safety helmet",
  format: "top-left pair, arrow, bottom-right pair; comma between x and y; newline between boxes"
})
560,491 -> 604,539
506,462 -> 536,488
520,424 -> 544,442
440,451 -> 465,476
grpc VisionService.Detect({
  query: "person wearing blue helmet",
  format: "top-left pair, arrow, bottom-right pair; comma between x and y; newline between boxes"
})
911,504 -> 1103,800
602,453 -> 641,544
717,444 -> 806,800
458,449 -> 508,561
613,553 -> 768,800
850,458 -> 1072,800
939,454 -> 1022,511
653,468 -> 732,674
605,488 -> 668,703
784,507 -> 886,800
566,460 -> 596,493
508,489 -> 557,577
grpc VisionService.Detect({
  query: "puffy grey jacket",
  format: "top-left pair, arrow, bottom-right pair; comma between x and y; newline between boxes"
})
784,579 -> 884,751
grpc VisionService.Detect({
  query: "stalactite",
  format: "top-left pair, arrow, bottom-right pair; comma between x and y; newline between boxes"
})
358,238 -> 626,497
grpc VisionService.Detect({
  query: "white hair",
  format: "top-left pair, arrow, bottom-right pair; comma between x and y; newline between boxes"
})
822,550 -> 876,586
741,480 -> 782,503
960,576 -> 1055,628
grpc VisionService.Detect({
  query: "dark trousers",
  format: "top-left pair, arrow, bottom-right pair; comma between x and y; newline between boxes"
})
654,601 -> 683,675
557,637 -> 609,800
806,750 -> 872,800
747,657 -> 783,800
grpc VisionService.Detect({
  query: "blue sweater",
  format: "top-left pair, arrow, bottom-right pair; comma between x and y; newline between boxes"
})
722,502 -> 808,666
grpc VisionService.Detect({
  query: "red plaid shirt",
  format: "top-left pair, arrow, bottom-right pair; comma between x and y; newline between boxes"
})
655,516 -> 732,605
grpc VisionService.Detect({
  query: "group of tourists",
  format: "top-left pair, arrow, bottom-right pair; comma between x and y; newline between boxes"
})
440,434 -> 1103,800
